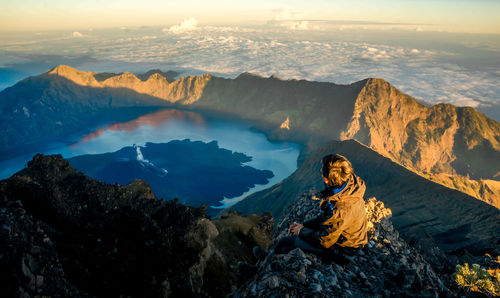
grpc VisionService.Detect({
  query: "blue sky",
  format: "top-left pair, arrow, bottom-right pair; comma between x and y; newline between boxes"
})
1,0 -> 499,34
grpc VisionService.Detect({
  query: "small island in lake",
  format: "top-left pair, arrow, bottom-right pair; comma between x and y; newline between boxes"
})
68,140 -> 274,208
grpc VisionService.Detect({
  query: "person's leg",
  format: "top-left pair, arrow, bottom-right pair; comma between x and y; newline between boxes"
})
293,237 -> 326,253
274,236 -> 297,254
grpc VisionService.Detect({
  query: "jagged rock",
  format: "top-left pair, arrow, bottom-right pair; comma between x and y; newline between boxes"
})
0,193 -> 84,297
0,154 -> 217,297
203,211 -> 274,296
0,154 -> 276,297
234,191 -> 451,297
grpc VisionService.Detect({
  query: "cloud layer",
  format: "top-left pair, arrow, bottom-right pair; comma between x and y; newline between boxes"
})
1,26 -> 499,120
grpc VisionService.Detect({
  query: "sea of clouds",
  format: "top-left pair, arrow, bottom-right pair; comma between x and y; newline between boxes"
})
1,18 -> 499,120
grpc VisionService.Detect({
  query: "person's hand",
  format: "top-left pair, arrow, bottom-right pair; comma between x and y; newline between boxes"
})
289,222 -> 303,236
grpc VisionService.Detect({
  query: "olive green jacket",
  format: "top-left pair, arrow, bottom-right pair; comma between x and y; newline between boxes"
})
299,175 -> 368,249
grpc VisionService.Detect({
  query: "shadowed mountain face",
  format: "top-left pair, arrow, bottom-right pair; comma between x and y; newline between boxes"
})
0,65 -> 499,205
0,69 -> 171,158
67,140 -> 274,209
0,65 -> 363,155
231,140 -> 500,255
426,174 -> 500,209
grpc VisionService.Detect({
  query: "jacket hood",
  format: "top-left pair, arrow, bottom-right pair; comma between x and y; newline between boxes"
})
321,174 -> 366,203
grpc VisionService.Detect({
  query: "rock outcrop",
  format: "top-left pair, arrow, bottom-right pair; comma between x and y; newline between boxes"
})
0,154 -> 274,297
0,154 -> 215,296
234,192 -> 450,297
204,211 -> 274,296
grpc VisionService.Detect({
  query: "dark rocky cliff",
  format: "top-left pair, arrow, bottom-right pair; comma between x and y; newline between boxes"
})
0,154 -> 272,297
0,154 -> 215,296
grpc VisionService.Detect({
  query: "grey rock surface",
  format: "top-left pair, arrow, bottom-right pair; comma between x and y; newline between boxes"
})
234,191 -> 451,297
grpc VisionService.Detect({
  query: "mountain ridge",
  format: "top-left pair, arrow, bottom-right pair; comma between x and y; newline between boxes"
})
1,65 -> 499,207
43,65 -> 500,179
46,65 -> 212,104
343,78 -> 500,179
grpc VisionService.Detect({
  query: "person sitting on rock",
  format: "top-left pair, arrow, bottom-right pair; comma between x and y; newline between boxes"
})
275,154 -> 368,262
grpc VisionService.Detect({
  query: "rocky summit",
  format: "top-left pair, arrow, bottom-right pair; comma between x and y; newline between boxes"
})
0,154 -> 272,297
0,154 -> 496,297
233,191 -> 453,297
0,154 -> 218,297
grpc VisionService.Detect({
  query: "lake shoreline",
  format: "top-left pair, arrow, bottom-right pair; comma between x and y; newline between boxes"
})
0,106 -> 303,211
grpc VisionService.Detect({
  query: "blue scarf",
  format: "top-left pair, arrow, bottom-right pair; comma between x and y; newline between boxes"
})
333,182 -> 347,195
